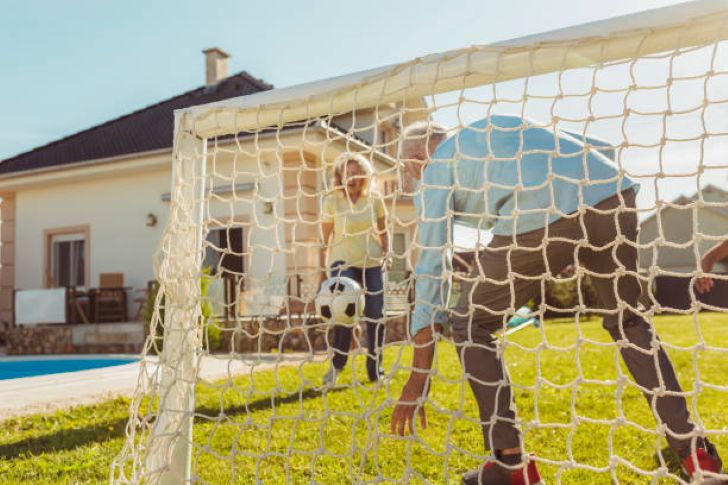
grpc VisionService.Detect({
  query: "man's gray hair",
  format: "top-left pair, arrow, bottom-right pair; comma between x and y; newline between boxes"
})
399,121 -> 448,158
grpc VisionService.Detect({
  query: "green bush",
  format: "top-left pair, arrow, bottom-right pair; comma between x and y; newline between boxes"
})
143,282 -> 160,330
200,269 -> 222,353
144,269 -> 223,354
545,274 -> 599,315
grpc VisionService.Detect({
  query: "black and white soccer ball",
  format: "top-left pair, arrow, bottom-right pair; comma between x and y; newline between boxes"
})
315,276 -> 364,327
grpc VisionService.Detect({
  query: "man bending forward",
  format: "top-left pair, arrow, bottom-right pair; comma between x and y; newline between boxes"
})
391,117 -> 724,485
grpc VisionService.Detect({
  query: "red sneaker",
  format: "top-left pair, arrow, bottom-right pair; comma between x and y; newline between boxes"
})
462,455 -> 543,485
681,440 -> 725,484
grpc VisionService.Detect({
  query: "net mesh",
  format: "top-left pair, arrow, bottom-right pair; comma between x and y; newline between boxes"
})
113,5 -> 728,483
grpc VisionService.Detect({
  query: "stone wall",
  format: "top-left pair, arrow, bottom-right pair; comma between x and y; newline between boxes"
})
6,316 -> 412,356
6,322 -> 145,355
6,326 -> 73,354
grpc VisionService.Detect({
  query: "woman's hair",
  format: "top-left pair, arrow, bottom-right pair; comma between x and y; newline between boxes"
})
333,152 -> 375,194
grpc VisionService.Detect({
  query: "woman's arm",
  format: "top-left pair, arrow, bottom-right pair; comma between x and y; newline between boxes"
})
320,221 -> 334,284
376,216 -> 389,265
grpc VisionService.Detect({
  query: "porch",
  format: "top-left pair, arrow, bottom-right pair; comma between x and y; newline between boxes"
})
5,279 -> 148,355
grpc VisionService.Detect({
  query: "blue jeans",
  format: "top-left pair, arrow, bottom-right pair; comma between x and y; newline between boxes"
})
329,260 -> 385,381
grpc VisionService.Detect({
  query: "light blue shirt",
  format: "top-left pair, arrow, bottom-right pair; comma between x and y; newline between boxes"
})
411,115 -> 636,335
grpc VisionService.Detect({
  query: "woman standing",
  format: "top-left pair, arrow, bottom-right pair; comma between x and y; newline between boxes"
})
320,152 -> 389,385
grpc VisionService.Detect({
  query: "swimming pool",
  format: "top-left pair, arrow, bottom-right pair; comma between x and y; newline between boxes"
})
0,355 -> 138,380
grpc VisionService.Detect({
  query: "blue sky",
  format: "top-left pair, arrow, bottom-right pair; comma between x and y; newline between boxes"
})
0,0 -> 686,161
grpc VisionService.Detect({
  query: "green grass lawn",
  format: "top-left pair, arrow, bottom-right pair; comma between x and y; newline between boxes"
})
1,313 -> 727,484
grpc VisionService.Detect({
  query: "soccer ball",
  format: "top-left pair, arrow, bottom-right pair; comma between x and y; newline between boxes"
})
315,276 -> 364,326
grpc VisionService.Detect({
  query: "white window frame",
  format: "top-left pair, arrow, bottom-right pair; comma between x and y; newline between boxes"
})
44,225 -> 90,289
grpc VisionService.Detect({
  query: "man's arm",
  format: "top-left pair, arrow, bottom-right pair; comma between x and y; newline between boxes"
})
411,160 -> 455,335
391,160 -> 454,436
391,324 -> 442,436
696,239 -> 728,294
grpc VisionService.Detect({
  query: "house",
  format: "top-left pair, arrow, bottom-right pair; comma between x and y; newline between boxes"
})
638,184 -> 728,310
638,184 -> 728,274
0,48 -> 427,348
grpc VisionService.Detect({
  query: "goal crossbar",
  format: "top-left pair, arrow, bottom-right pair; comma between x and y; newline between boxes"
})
186,0 -> 728,138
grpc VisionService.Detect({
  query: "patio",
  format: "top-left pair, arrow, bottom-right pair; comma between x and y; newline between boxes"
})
5,274 -> 148,355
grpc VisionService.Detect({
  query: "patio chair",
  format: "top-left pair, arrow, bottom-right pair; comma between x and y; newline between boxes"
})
91,273 -> 128,323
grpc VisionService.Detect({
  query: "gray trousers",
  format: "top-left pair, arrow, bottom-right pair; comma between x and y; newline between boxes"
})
451,189 -> 696,455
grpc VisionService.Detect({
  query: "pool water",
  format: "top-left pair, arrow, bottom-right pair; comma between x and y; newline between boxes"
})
0,356 -> 138,380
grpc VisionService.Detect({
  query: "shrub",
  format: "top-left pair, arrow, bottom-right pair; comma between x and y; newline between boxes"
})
200,269 -> 222,353
144,268 -> 223,354
544,274 -> 599,317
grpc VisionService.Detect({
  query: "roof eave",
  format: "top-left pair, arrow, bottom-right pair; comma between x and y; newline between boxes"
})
0,147 -> 173,186
0,124 -> 395,191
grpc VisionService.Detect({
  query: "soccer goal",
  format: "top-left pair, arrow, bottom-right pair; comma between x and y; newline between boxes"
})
112,1 -> 728,483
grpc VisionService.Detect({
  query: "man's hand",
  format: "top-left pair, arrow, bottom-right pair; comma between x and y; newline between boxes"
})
389,325 -> 441,436
696,255 -> 715,294
695,240 -> 728,294
391,375 -> 428,436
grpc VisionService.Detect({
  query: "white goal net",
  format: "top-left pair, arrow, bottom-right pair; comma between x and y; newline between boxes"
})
113,1 -> 728,483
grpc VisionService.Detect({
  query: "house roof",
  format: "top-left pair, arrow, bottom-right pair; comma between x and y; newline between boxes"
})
0,72 -> 273,175
641,184 -> 728,225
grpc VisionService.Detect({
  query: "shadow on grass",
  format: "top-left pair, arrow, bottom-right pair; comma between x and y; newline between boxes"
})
194,385 -> 348,419
0,417 -> 127,460
0,386 -> 347,460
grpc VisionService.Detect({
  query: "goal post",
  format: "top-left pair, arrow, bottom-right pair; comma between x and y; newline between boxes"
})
145,112 -> 207,484
112,1 -> 728,483
114,113 -> 208,484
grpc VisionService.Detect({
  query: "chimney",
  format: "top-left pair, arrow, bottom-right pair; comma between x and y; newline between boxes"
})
203,47 -> 230,85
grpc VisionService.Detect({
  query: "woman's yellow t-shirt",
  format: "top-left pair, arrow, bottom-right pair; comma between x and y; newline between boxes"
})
323,191 -> 386,268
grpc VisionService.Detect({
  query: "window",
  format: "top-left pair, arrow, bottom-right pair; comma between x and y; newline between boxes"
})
379,128 -> 388,147
378,124 -> 393,155
204,227 -> 246,319
383,179 -> 399,196
204,227 -> 245,275
45,228 -> 89,289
